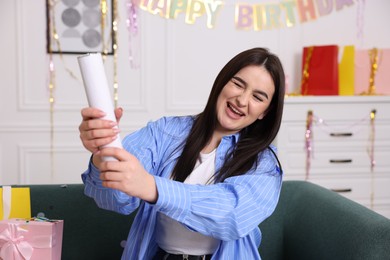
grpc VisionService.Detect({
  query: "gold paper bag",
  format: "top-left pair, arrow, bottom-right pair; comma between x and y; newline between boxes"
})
339,45 -> 355,96
0,186 -> 31,219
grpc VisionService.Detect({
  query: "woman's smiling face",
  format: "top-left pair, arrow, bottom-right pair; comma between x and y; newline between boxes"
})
215,65 -> 275,136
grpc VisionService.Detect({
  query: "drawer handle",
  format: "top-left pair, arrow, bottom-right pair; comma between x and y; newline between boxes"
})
331,188 -> 352,193
330,132 -> 353,137
329,159 -> 352,163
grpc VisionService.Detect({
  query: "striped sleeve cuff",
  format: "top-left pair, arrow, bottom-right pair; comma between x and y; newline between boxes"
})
81,158 -> 103,186
153,176 -> 191,222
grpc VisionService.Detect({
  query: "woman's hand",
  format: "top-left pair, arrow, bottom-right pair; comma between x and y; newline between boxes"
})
96,147 -> 158,203
79,107 -> 123,154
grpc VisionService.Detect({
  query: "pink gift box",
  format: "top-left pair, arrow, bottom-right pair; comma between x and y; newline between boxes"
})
0,218 -> 63,260
355,48 -> 390,95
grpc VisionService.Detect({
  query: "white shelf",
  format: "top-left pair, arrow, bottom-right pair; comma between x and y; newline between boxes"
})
284,95 -> 390,104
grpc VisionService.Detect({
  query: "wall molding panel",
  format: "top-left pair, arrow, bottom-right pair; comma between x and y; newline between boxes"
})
165,24 -> 205,113
18,143 -> 89,184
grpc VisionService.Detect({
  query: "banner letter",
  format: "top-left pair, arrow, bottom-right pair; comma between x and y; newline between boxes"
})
335,0 -> 354,11
316,0 -> 333,16
169,0 -> 187,19
235,4 -> 253,30
281,1 -> 297,27
297,0 -> 317,22
186,0 -> 206,25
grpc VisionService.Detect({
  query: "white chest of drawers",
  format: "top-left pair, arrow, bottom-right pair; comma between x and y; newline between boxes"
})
277,96 -> 390,218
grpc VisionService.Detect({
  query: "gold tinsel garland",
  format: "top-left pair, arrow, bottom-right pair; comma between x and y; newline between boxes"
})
112,0 -> 119,108
368,48 -> 379,95
47,0 -> 59,178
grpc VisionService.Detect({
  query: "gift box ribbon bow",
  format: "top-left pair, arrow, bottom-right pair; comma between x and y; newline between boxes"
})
0,222 -> 53,260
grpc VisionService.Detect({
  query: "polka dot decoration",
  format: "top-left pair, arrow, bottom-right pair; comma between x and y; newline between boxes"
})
48,0 -> 113,54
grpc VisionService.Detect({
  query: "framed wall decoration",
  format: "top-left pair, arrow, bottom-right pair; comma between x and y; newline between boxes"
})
46,0 -> 114,55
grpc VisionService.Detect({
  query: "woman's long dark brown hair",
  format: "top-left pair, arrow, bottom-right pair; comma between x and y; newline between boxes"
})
171,48 -> 285,183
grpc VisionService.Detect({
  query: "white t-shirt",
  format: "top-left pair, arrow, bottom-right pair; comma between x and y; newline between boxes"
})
155,150 -> 220,255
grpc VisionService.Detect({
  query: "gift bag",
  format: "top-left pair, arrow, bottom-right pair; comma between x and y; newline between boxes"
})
355,48 -> 390,95
0,218 -> 64,260
301,45 -> 339,95
0,187 -> 31,220
338,45 -> 355,96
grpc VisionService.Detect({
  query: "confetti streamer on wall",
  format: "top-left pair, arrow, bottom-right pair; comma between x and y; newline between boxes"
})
305,110 -> 314,181
47,0 -> 58,178
126,0 -> 141,69
113,0 -> 119,107
356,0 -> 366,46
368,109 -> 376,209
100,0 -> 109,55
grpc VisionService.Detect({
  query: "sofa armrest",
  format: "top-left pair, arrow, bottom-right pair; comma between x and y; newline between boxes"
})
281,181 -> 390,260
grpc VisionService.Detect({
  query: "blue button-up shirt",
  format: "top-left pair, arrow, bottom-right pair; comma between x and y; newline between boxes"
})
82,116 -> 282,259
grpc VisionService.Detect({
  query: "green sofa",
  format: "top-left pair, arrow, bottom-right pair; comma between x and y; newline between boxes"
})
14,181 -> 390,259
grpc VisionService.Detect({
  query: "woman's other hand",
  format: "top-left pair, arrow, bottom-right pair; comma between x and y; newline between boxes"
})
97,147 -> 158,203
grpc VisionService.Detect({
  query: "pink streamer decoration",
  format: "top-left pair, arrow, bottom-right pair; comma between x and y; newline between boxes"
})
356,0 -> 365,46
49,59 -> 54,72
369,109 -> 376,172
368,109 -> 376,209
126,0 -> 140,69
305,111 -> 313,181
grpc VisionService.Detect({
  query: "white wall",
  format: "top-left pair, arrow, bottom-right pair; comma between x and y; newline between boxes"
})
1,0 -> 390,184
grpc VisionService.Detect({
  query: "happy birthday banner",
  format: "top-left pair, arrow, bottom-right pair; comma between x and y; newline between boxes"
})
137,0 -> 355,30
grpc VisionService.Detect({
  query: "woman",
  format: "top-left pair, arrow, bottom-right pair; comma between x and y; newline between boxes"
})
79,47 -> 285,259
